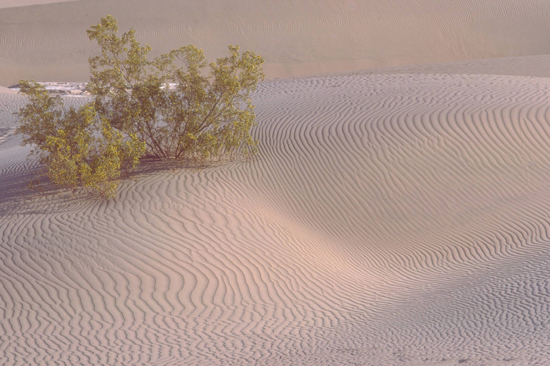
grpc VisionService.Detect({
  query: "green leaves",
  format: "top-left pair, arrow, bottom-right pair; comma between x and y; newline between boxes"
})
87,16 -> 264,161
16,81 -> 145,199
16,15 -> 264,199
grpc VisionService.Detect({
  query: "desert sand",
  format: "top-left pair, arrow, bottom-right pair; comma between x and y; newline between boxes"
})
3,1 -> 550,366
4,0 -> 550,85
0,0 -> 77,9
0,86 -> 16,94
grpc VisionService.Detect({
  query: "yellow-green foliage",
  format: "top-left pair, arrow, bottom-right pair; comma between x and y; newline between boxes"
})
16,81 -> 145,199
16,14 -> 263,199
86,15 -> 264,160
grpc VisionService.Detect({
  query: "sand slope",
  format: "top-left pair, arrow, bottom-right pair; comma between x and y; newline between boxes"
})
363,54 -> 550,79
4,0 -> 550,85
0,86 -> 16,94
0,0 -> 77,9
3,68 -> 550,364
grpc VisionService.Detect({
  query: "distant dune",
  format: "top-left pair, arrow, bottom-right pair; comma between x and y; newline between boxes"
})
0,0 -> 77,9
4,0 -> 550,85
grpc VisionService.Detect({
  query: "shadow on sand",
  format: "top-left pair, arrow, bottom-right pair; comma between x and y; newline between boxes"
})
0,156 -> 229,216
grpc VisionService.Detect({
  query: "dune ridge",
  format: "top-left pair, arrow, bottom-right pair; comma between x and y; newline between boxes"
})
2,71 -> 550,364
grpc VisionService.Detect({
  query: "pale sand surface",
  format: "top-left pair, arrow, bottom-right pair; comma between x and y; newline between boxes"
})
4,1 -> 550,365
0,86 -> 16,94
3,63 -> 550,364
361,54 -> 550,78
5,0 -> 550,85
0,0 -> 77,9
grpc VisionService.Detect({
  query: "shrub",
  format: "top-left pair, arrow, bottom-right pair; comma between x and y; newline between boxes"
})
16,15 -> 264,199
86,15 -> 265,160
16,81 -> 145,198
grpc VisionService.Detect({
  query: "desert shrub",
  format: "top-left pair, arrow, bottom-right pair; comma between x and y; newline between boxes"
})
86,15 -> 265,160
16,81 -> 145,198
16,15 -> 264,198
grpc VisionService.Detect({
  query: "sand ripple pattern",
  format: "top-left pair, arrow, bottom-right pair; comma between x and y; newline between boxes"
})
2,74 -> 550,364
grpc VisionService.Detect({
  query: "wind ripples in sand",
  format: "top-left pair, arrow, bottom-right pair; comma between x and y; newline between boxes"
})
2,73 -> 550,364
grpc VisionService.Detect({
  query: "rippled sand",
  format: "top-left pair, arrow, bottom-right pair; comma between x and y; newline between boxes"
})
3,63 -> 550,364
3,1 -> 550,365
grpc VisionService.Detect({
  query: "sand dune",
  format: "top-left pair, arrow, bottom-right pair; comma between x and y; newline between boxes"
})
362,54 -> 550,79
0,86 -> 16,94
0,0 -> 77,9
3,69 -> 550,364
4,1 -> 550,364
4,0 -> 550,85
